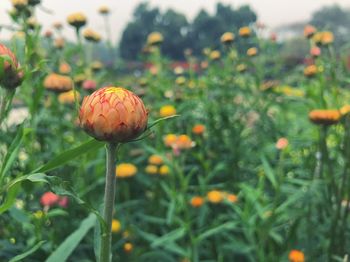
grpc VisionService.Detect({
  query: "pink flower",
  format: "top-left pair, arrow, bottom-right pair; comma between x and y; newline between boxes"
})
82,79 -> 97,90
40,192 -> 69,208
276,138 -> 289,150
58,196 -> 69,208
310,46 -> 321,57
40,192 -> 59,207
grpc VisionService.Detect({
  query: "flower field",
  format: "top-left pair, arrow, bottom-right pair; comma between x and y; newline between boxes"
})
0,1 -> 350,262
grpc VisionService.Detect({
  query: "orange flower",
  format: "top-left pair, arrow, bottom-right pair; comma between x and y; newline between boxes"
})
54,38 -> 65,49
207,190 -> 224,204
43,73 -> 73,92
190,196 -> 205,207
116,163 -> 137,178
309,109 -> 340,125
247,47 -> 258,57
276,137 -> 289,150
124,242 -> 133,253
220,32 -> 235,44
79,87 -> 148,142
59,62 -> 71,74
225,193 -> 238,203
160,105 -> 176,117
147,32 -> 163,45
175,135 -> 194,150
310,46 -> 321,57
0,43 -> 23,89
304,25 -> 316,38
239,26 -> 251,37
288,250 -> 305,262
192,124 -> 205,135
303,65 -> 318,77
148,155 -> 163,165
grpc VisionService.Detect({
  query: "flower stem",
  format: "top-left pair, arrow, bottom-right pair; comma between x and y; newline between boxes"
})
100,142 -> 118,262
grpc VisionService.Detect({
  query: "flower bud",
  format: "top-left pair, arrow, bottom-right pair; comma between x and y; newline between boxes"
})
79,87 -> 148,142
0,43 -> 23,89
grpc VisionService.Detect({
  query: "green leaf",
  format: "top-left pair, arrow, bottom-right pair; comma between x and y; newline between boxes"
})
260,156 -> 277,189
196,222 -> 237,243
0,173 -> 48,214
45,213 -> 96,262
9,240 -> 45,262
151,228 -> 186,247
0,125 -> 30,185
147,115 -> 180,130
32,139 -> 104,173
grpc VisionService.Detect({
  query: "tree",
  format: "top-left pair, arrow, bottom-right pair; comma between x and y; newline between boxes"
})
119,2 -> 257,60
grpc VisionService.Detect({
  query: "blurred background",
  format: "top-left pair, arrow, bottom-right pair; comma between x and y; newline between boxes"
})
1,0 -> 350,61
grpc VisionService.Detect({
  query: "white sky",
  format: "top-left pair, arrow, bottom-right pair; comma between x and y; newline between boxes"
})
0,0 -> 349,44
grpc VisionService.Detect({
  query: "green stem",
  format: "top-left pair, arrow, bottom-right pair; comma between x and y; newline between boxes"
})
100,142 -> 118,262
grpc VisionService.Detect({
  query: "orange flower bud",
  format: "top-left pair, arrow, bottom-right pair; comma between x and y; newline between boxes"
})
220,32 -> 235,44
190,196 -> 205,207
43,73 -> 73,92
239,26 -> 251,37
309,109 -> 340,125
288,249 -> 305,262
79,87 -> 148,142
192,124 -> 205,135
304,25 -> 316,38
0,43 -> 23,89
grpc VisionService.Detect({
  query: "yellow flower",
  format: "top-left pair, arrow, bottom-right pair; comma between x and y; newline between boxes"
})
209,50 -> 221,60
33,210 -> 44,219
148,155 -> 163,165
207,190 -> 224,204
58,90 -> 80,104
98,6 -> 110,15
160,105 -> 176,117
236,64 -> 247,72
147,32 -> 163,45
79,87 -> 148,142
124,242 -> 133,253
83,28 -> 101,43
111,219 -> 121,233
67,12 -> 87,29
116,163 -> 137,178
247,47 -> 258,57
321,31 -> 334,45
220,32 -> 235,44
309,109 -> 341,126
340,105 -> 350,116
175,76 -> 186,86
164,134 -> 177,147
239,26 -> 251,37
288,250 -> 305,262
145,165 -> 158,175
159,165 -> 169,175
91,61 -> 103,71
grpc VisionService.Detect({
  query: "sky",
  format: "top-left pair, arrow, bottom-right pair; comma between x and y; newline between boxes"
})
0,0 -> 349,44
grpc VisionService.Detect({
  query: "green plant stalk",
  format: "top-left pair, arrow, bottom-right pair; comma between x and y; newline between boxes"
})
100,142 -> 118,262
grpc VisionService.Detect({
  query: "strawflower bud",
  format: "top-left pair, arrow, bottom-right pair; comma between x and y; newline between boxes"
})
0,43 -> 24,89
79,87 -> 148,142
